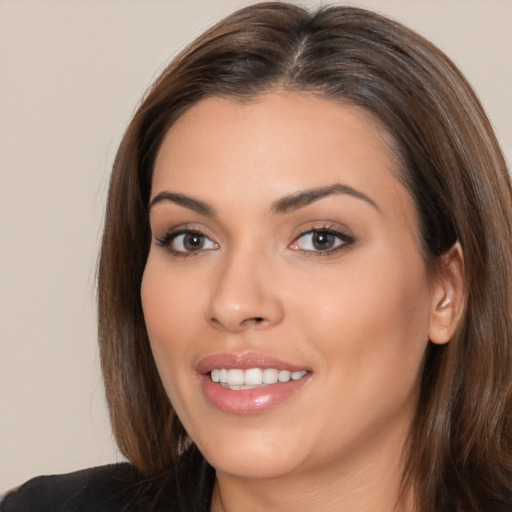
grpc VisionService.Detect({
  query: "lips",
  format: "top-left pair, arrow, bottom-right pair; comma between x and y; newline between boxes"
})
197,352 -> 311,415
196,352 -> 309,373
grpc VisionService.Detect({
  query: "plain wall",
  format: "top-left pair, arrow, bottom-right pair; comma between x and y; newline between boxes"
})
1,0 -> 510,493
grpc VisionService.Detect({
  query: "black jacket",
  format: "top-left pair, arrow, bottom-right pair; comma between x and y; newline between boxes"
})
0,447 -> 214,512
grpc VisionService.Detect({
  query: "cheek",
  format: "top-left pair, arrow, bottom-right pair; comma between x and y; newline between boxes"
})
140,255 -> 210,426
288,248 -> 432,383
141,254 -> 203,337
140,256 -> 201,383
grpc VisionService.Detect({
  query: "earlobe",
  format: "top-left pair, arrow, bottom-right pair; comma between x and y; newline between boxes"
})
428,243 -> 465,345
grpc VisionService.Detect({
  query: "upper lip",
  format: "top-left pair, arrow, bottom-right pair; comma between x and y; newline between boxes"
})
196,352 -> 310,374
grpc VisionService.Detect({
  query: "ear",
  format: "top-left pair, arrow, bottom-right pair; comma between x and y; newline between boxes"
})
428,242 -> 465,345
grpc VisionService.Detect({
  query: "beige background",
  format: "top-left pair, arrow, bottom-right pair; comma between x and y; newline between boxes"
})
1,0 -> 510,494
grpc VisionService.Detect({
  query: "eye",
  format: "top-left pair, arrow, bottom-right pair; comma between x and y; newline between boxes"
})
156,230 -> 219,255
290,228 -> 354,254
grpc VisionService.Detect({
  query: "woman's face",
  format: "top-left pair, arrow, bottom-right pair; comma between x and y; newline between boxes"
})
141,93 -> 439,481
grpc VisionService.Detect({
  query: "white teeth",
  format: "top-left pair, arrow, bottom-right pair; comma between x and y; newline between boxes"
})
244,368 -> 263,386
210,368 -> 307,388
262,368 -> 278,384
278,370 -> 291,382
227,369 -> 244,385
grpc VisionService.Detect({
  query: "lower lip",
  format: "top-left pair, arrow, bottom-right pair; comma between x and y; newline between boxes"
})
200,374 -> 311,415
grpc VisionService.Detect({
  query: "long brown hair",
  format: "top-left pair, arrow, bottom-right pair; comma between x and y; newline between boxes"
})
97,3 -> 512,510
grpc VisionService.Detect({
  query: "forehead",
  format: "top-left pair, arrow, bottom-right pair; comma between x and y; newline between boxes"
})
152,92 -> 413,221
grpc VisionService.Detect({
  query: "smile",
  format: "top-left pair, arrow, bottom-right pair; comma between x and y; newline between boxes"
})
210,368 -> 308,389
197,353 -> 312,415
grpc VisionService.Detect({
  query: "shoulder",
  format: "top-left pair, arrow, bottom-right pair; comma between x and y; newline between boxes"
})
1,463 -> 172,512
1,448 -> 214,512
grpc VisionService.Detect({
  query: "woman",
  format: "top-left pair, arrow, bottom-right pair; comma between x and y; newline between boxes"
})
2,2 -> 511,511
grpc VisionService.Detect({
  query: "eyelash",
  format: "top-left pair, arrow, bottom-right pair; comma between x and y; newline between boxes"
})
154,226 -> 355,258
290,226 -> 355,256
155,229 -> 218,257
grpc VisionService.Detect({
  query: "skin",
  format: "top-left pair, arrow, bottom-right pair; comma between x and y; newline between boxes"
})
141,93 -> 461,512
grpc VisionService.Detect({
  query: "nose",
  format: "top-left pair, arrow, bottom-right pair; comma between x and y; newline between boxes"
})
206,247 -> 285,333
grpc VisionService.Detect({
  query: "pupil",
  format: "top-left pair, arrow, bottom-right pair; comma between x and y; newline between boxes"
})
184,233 -> 203,251
313,232 -> 334,250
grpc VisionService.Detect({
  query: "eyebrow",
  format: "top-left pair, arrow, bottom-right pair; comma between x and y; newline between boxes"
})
149,191 -> 217,216
271,183 -> 379,214
148,182 -> 379,217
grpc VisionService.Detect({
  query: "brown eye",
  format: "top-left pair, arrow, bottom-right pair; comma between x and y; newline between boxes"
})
311,231 -> 336,250
163,230 -> 218,255
181,233 -> 205,251
289,229 -> 354,254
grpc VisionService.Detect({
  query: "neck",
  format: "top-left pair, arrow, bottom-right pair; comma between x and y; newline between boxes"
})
210,433 -> 415,512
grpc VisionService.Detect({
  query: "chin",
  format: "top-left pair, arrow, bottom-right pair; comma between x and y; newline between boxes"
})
207,451 -> 302,480
192,426 -> 308,479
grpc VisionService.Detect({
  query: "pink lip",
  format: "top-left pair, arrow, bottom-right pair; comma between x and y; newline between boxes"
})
196,352 -> 311,415
196,352 -> 309,373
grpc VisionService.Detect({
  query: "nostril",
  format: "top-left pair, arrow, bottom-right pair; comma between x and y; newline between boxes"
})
240,316 -> 265,327
208,316 -> 264,329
